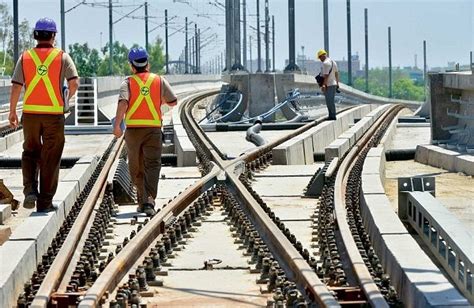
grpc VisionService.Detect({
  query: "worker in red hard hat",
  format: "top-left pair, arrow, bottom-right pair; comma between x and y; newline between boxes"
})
113,47 -> 177,217
9,17 -> 79,212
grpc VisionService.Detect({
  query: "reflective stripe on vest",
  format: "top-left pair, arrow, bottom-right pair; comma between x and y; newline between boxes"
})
23,48 -> 63,114
125,73 -> 162,127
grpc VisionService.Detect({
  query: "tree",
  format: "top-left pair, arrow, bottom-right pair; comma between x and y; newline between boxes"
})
351,67 -> 424,101
68,43 -> 102,77
0,2 -> 12,75
98,41 -> 135,76
7,18 -> 34,54
148,37 -> 165,74
393,78 -> 424,101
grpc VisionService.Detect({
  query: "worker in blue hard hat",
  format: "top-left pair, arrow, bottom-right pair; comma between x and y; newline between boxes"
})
113,47 -> 177,217
8,17 -> 79,212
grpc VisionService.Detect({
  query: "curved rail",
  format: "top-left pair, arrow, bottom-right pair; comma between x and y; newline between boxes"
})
182,91 -> 340,306
30,137 -> 124,307
78,89 -> 341,307
79,167 -> 220,307
333,104 -> 402,307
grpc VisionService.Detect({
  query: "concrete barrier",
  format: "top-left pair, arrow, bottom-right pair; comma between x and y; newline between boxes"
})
324,104 -> 392,161
415,144 -> 474,176
0,240 -> 37,308
359,112 -> 470,307
273,105 -> 373,165
0,156 -> 99,307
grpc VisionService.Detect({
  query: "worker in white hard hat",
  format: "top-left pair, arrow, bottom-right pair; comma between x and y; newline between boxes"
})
317,49 -> 339,120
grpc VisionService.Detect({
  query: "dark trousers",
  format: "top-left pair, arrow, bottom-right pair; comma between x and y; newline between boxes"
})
324,85 -> 337,119
22,113 -> 65,210
124,127 -> 162,205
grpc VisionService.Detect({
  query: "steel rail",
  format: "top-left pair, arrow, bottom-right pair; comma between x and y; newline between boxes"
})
78,166 -> 220,307
238,107 -> 353,164
76,90 -> 358,307
181,89 -> 228,166
226,171 -> 340,307
182,90 -> 341,306
30,138 -> 124,308
333,104 -> 402,308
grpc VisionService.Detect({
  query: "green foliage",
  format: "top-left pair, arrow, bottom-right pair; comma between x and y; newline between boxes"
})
0,51 -> 14,76
94,39 -> 165,76
148,37 -> 165,74
352,68 -> 425,101
393,78 -> 424,101
68,43 -> 102,77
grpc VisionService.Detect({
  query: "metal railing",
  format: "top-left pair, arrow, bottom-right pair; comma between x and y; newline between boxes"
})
401,188 -> 473,304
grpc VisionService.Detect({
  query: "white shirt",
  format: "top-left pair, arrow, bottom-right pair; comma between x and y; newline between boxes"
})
322,57 -> 338,86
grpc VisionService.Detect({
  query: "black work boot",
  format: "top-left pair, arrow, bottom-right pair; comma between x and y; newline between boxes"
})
142,203 -> 156,217
23,193 -> 38,209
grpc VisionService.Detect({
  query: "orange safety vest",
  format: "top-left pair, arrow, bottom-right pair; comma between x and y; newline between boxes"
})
126,72 -> 162,127
22,48 -> 64,114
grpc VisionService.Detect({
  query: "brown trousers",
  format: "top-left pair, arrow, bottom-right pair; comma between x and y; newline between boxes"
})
124,127 -> 162,205
22,113 -> 65,210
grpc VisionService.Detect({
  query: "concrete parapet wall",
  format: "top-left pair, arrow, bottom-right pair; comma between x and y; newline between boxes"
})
429,71 -> 474,146
0,130 -> 24,152
359,113 -> 470,307
443,72 -> 474,90
272,105 -> 373,165
0,240 -> 37,308
415,144 -> 474,176
325,104 -> 391,161
0,158 -> 97,307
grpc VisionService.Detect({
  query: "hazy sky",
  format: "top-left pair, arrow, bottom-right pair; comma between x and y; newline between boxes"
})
3,0 -> 473,70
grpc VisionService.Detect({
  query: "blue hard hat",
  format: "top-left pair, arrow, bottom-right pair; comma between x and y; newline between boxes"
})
34,18 -> 57,33
128,47 -> 149,67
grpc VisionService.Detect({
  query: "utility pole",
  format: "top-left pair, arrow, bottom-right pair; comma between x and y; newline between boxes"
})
388,26 -> 392,98
323,0 -> 329,53
165,9 -> 169,74
364,8 -> 369,93
60,0 -> 66,51
191,37 -> 195,73
195,24 -> 198,73
423,40 -> 427,95
301,46 -> 305,72
272,15 -> 275,72
108,0 -> 113,75
233,0 -> 242,70
264,0 -> 270,72
284,0 -> 299,72
144,1 -> 149,50
249,35 -> 253,73
256,0 -> 262,72
220,52 -> 224,72
225,0 -> 233,71
185,17 -> 189,74
13,0 -> 19,64
243,0 -> 247,69
346,0 -> 352,85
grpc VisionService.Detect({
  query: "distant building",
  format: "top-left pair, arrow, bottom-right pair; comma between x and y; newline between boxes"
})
296,55 -> 321,76
337,54 -> 361,74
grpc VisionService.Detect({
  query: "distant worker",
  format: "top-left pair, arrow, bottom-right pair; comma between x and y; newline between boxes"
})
113,47 -> 177,217
316,49 -> 339,120
8,17 -> 79,212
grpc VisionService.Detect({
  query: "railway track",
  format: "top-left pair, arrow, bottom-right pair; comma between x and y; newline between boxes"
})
14,89 -> 407,307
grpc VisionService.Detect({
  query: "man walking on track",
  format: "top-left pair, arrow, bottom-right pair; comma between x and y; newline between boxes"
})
113,47 -> 177,217
8,17 -> 79,212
